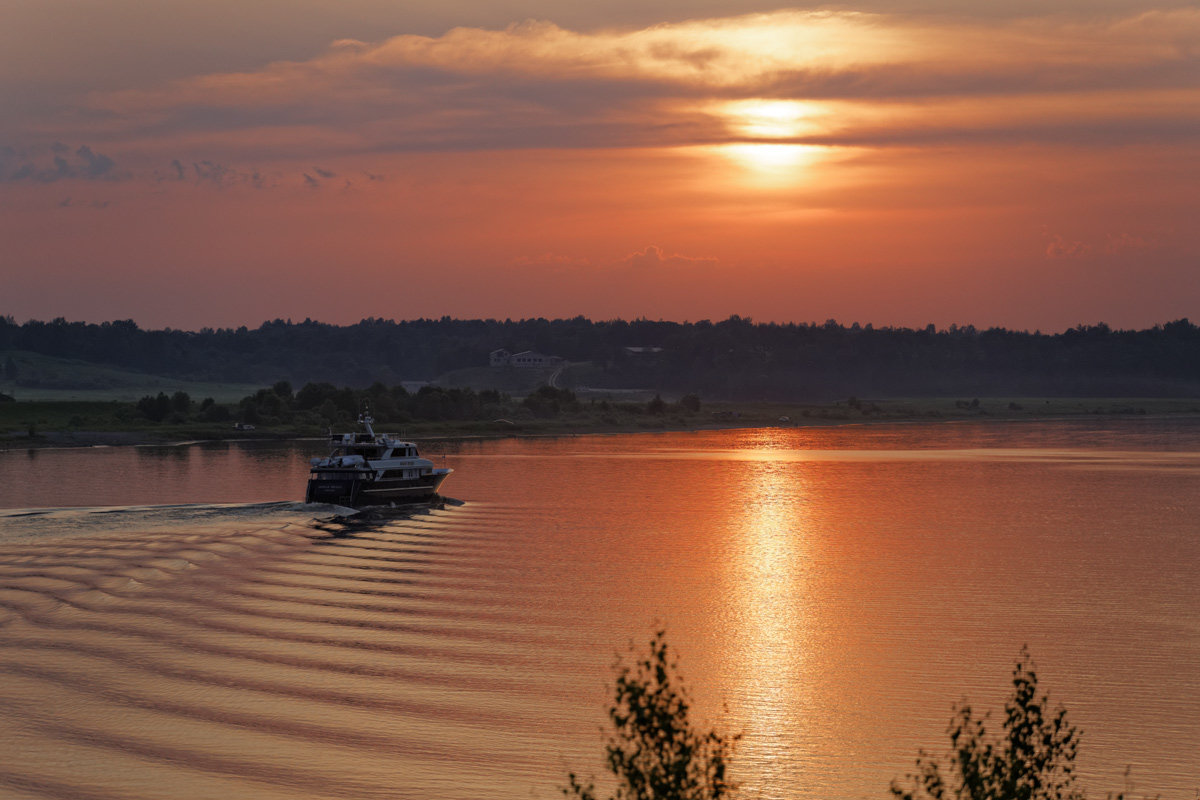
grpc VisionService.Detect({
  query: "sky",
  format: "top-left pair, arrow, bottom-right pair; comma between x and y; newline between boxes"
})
2,0 -> 1197,331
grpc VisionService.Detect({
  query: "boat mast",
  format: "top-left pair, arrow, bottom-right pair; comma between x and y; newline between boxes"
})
358,403 -> 376,437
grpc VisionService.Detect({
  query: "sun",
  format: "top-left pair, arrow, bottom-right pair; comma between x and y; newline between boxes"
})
723,143 -> 820,172
716,99 -> 827,179
724,99 -> 819,138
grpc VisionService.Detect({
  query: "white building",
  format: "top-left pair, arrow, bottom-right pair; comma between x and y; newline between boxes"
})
490,349 -> 564,368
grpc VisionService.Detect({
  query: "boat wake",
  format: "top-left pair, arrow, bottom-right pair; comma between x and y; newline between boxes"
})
0,501 -> 351,543
0,497 -> 579,800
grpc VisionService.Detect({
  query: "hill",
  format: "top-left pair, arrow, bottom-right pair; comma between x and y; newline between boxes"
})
0,350 -> 258,402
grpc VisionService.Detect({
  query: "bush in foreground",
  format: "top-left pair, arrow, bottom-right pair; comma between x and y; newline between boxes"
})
571,637 -> 1137,800
891,648 -> 1083,800
564,631 -> 737,800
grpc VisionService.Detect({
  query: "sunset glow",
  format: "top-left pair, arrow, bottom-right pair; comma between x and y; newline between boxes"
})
2,1 -> 1197,329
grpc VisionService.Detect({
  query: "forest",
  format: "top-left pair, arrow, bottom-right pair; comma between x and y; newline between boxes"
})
2,315 -> 1199,400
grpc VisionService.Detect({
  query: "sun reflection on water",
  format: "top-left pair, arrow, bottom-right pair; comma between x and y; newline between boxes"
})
721,438 -> 819,792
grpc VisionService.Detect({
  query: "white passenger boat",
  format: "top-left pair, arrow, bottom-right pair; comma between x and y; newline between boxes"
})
305,409 -> 452,506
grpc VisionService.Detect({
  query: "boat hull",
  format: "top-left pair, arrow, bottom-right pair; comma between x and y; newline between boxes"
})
305,470 -> 451,506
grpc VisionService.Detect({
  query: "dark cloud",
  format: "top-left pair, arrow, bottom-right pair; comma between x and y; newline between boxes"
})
56,196 -> 111,210
76,145 -> 116,178
184,160 -> 275,189
193,160 -> 234,185
0,143 -> 123,182
1044,230 -> 1156,259
313,166 -> 336,178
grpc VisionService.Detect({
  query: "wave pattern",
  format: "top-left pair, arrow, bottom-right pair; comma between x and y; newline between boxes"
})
0,504 -> 601,800
5,427 -> 1200,800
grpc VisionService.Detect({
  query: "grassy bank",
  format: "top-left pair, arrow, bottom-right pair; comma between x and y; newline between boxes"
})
3,395 -> 1199,449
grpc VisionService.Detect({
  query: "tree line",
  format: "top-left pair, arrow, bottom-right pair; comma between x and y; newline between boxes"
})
4,315 -> 1200,399
125,383 -> 696,428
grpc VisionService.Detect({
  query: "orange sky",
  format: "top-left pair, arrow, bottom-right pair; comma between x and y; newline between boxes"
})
2,2 -> 1198,330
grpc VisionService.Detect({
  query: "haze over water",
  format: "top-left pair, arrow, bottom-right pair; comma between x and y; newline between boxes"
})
1,420 -> 1198,799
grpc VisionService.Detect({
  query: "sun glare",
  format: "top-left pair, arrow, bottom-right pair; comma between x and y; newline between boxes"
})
713,100 -> 827,181
721,143 -> 822,183
724,99 -> 819,138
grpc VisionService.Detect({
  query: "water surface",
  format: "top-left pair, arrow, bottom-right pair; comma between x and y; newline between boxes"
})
1,419 -> 1198,799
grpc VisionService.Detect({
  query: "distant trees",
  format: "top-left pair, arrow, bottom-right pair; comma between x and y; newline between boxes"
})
197,396 -> 230,422
523,386 -> 578,418
135,392 -> 173,422
5,314 -> 1200,399
171,391 -> 191,414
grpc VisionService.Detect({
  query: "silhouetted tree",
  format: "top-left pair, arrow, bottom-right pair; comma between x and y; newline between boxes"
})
135,392 -> 172,422
564,631 -> 737,800
891,648 -> 1083,800
171,390 -> 191,414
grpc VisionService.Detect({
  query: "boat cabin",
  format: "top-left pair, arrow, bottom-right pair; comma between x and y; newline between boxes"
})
326,433 -> 420,461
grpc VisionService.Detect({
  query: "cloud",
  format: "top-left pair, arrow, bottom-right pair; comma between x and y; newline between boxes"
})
619,245 -> 718,270
1043,230 -> 1157,259
1045,234 -> 1091,259
56,197 -> 111,209
511,252 -> 595,269
188,160 -> 273,189
7,8 -> 1199,176
76,145 -> 116,178
1,143 -> 123,183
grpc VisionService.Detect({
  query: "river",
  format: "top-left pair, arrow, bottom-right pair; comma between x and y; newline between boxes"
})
0,419 -> 1197,799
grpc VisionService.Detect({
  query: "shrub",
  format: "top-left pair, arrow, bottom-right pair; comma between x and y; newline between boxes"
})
891,648 -> 1083,800
136,392 -> 172,422
564,631 -> 737,800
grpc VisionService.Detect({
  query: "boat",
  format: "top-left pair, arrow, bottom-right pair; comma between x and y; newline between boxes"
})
305,408 -> 452,506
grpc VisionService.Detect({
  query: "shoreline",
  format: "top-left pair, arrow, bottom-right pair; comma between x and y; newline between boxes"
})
6,400 -> 1200,451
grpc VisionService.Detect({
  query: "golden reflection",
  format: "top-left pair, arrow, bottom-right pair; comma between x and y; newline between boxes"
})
721,434 -> 816,790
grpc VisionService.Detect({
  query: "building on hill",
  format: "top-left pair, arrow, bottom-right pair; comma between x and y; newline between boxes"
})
490,349 -> 564,368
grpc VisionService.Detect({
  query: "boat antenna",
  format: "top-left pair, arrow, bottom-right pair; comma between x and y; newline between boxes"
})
358,402 -> 376,437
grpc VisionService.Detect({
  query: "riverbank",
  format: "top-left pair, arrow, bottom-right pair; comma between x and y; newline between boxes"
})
4,396 -> 1199,450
